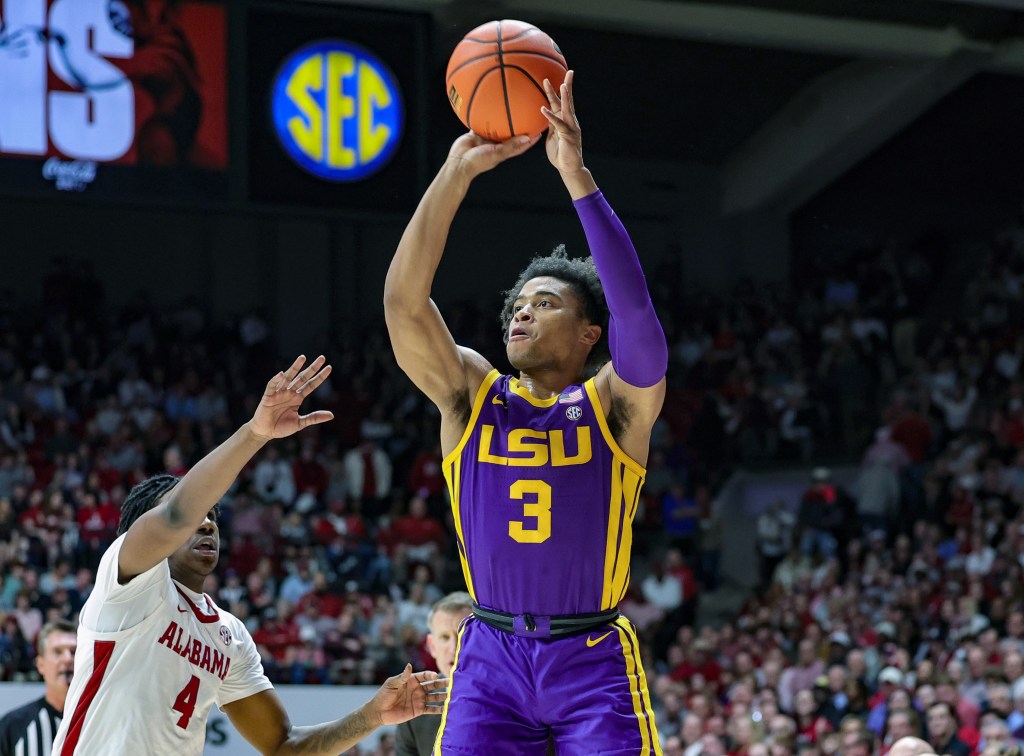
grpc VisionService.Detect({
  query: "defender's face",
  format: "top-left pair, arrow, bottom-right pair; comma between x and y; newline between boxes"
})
168,511 -> 220,586
506,277 -> 590,371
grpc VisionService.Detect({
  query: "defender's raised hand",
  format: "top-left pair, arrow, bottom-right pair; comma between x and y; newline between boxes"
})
249,355 -> 334,441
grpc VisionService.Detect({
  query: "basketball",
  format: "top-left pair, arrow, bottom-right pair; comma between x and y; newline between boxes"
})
445,19 -> 568,142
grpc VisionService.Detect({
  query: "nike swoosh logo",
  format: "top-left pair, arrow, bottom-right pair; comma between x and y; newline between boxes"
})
177,607 -> 188,613
492,396 -> 505,405
586,631 -> 613,647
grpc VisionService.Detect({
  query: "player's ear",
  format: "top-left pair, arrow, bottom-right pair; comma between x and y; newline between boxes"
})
580,323 -> 601,347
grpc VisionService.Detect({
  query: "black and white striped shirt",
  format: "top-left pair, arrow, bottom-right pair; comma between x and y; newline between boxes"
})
0,697 -> 61,756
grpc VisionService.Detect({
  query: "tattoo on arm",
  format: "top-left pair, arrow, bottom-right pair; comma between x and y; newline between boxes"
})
286,707 -> 376,754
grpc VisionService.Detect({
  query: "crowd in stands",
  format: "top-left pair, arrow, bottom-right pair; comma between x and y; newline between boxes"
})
633,223 -> 1024,756
0,213 -> 1021,755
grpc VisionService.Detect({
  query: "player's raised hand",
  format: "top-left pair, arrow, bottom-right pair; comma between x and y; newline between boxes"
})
542,70 -> 584,175
446,130 -> 540,180
249,355 -> 334,441
369,664 -> 447,726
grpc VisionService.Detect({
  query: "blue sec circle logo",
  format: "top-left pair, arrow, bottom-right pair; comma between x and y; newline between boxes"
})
271,39 -> 404,182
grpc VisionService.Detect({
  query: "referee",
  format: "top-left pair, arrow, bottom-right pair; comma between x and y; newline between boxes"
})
0,620 -> 77,756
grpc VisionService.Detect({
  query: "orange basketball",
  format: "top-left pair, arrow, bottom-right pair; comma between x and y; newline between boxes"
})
446,20 -> 568,142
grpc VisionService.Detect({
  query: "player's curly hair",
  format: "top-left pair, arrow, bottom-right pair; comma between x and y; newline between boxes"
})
117,474 -> 215,536
499,245 -> 609,369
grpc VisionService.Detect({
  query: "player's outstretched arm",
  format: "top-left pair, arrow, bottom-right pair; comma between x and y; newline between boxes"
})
384,132 -> 538,414
542,71 -> 668,456
118,355 -> 333,581
223,665 -> 445,755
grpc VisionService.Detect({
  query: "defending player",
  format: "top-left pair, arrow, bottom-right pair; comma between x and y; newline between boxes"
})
52,356 -> 444,755
384,70 -> 667,755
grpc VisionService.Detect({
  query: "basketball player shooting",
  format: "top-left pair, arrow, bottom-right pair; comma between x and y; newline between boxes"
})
51,356 -> 445,755
384,70 -> 667,755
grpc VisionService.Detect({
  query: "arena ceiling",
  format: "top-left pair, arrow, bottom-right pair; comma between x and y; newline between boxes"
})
321,0 -> 1024,215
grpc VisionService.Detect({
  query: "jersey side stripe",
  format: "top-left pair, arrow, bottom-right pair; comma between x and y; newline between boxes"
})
583,380 -> 646,478
602,459 -> 624,610
612,466 -> 643,603
612,617 -> 651,754
61,640 -> 116,755
443,370 -> 498,604
617,616 -> 662,754
441,369 -> 500,468
447,453 -> 476,601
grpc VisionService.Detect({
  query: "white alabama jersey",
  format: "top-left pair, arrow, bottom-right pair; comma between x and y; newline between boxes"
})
53,535 -> 272,755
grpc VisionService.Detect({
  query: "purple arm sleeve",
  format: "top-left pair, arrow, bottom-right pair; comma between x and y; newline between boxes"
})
574,190 -> 668,387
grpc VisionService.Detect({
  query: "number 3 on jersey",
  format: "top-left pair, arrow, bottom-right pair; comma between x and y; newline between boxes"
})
508,480 -> 551,543
173,675 -> 200,728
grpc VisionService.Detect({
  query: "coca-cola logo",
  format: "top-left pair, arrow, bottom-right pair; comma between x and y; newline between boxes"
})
42,157 -> 96,191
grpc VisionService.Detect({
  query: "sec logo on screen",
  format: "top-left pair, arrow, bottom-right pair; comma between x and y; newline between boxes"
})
271,39 -> 403,182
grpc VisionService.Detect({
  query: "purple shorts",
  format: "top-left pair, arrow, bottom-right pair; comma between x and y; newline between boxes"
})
434,615 -> 661,755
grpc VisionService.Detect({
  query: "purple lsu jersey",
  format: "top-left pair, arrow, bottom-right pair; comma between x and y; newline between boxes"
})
443,370 -> 645,616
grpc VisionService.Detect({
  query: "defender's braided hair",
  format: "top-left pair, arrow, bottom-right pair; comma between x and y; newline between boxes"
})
116,474 -> 182,536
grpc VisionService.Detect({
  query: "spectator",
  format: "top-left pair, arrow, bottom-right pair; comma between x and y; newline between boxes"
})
343,438 -> 392,515
797,468 -> 843,559
780,640 -> 826,713
390,492 -> 446,581
925,702 -> 970,756
757,499 -> 795,588
642,561 -> 683,615
883,709 -> 923,753
252,446 -> 296,505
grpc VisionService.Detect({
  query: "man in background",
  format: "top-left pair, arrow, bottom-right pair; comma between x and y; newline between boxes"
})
396,592 -> 473,755
0,620 -> 77,756
396,592 -> 555,756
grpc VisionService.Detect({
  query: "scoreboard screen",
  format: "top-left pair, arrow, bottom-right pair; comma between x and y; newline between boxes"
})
0,0 -> 228,199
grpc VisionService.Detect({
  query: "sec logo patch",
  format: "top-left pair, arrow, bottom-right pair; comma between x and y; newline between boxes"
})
565,406 -> 582,421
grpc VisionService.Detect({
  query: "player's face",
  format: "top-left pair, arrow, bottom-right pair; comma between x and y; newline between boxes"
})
426,609 -> 471,675
37,630 -> 77,699
168,511 -> 219,587
507,276 -> 595,371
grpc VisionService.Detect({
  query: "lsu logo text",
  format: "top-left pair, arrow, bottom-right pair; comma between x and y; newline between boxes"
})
477,425 -> 592,467
271,39 -> 403,182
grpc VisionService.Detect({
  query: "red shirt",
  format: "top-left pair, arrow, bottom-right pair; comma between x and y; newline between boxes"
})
392,515 -> 445,547
293,460 -> 328,496
252,619 -> 299,662
296,591 -> 345,619
408,451 -> 444,498
890,413 -> 932,463
76,504 -> 119,539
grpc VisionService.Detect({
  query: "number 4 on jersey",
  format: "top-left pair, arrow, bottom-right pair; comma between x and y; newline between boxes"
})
173,675 -> 201,728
